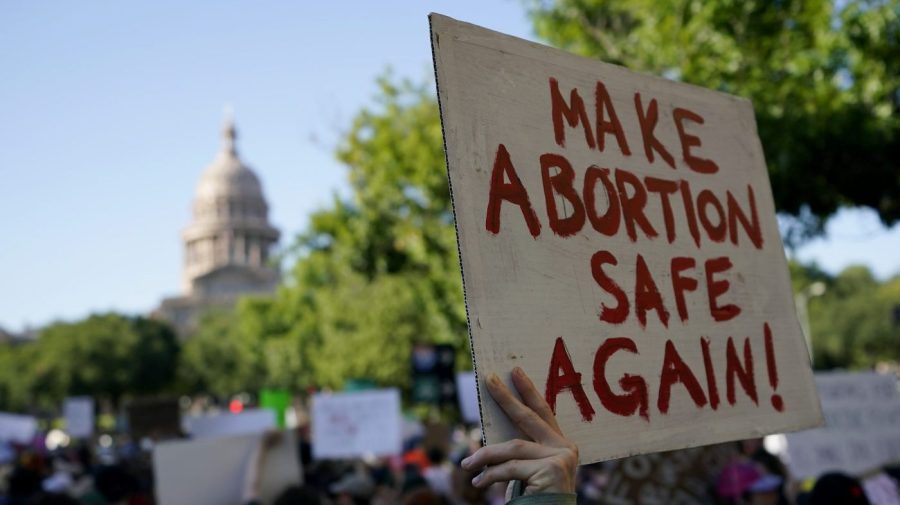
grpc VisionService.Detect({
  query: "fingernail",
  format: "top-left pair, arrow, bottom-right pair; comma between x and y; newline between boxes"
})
460,456 -> 471,468
488,373 -> 500,386
512,366 -> 523,377
472,472 -> 482,485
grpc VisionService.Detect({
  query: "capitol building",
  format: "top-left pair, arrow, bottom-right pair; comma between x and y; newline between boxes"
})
156,115 -> 280,335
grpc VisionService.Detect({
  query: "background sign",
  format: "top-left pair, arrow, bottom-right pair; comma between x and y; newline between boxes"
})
63,396 -> 94,439
153,430 -> 300,505
185,409 -> 277,440
784,372 -> 900,479
260,389 -> 291,429
431,14 -> 821,463
312,389 -> 401,459
456,371 -> 480,424
126,398 -> 181,440
0,413 -> 37,444
411,344 -> 457,404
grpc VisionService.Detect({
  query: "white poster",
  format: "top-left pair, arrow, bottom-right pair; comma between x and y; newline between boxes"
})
312,389 -> 401,459
185,409 -> 276,439
431,14 -> 822,464
456,372 -> 480,424
785,372 -> 900,479
0,412 -> 37,444
64,396 -> 94,439
154,430 -> 300,505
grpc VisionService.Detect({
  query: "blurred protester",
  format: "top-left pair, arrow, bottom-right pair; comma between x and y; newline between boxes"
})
716,456 -> 783,505
808,473 -> 870,505
35,494 -> 80,505
449,464 -> 487,505
329,466 -> 375,505
5,463 -> 42,505
272,486 -> 323,505
423,448 -> 452,498
740,439 -> 789,505
400,487 -> 449,505
574,463 -> 607,505
78,464 -> 142,505
401,463 -> 427,494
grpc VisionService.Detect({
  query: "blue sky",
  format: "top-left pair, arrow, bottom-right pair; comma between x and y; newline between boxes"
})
1,1 -> 898,331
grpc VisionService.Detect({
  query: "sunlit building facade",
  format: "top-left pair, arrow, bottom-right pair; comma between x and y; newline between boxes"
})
156,115 -> 280,335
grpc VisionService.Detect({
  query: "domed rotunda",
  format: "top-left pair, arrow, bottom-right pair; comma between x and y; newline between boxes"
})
156,115 -> 280,335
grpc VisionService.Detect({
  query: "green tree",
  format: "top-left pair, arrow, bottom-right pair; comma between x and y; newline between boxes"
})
177,310 -> 263,398
231,77 -> 467,392
0,344 -> 34,411
6,313 -> 179,410
529,0 -> 899,242
794,263 -> 900,369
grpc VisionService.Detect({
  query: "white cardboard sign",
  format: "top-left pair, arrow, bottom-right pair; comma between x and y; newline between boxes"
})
785,372 -> 900,479
312,389 -> 401,460
64,397 -> 94,439
456,372 -> 481,424
0,412 -> 37,444
184,409 -> 277,439
153,430 -> 301,505
430,14 -> 822,463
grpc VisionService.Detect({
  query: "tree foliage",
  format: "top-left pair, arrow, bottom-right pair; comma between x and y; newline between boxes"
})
529,0 -> 899,242
0,314 -> 179,411
176,310 -> 263,398
222,77 -> 467,393
790,261 -> 900,369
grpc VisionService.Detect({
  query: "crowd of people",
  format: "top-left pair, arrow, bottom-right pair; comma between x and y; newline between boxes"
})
0,369 -> 897,505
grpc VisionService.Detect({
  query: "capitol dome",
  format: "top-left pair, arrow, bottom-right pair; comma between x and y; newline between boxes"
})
180,114 -> 280,295
194,119 -> 265,202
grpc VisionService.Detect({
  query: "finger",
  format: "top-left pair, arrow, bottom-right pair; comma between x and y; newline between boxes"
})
461,439 -> 556,470
471,459 -> 542,489
510,366 -> 562,435
485,373 -> 562,446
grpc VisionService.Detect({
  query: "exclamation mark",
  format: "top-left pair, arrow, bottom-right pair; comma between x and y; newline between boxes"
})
764,322 -> 784,412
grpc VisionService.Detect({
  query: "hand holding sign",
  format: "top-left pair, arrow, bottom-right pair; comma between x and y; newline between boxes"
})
462,367 -> 577,495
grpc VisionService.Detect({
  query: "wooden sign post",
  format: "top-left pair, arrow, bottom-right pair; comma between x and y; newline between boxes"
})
430,14 -> 822,464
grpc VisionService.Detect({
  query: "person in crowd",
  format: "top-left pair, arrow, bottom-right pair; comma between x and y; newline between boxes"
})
449,464 -> 488,505
423,448 -> 452,498
4,463 -> 43,505
400,487 -> 449,505
808,473 -> 871,505
35,494 -> 80,505
329,466 -> 375,505
715,459 -> 782,505
739,439 -> 790,505
78,464 -> 140,505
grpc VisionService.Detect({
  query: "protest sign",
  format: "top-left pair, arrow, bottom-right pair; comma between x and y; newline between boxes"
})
312,389 -> 401,459
127,398 -> 181,440
430,14 -> 822,463
185,408 -> 277,439
153,430 -> 300,505
456,371 -> 480,424
63,396 -> 94,439
784,372 -> 900,479
260,389 -> 291,429
411,344 -> 457,405
0,413 -> 37,444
